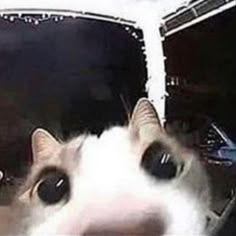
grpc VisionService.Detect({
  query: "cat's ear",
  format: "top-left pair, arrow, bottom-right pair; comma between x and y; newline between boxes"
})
31,128 -> 60,162
18,189 -> 30,203
129,98 -> 162,144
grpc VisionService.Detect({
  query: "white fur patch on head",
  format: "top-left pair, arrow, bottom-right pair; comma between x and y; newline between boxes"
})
81,127 -> 136,167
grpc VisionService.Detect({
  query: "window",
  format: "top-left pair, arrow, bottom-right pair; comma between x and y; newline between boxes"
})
0,13 -> 147,177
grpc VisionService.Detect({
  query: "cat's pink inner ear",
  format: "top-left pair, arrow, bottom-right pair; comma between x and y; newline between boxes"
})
18,189 -> 31,203
129,98 -> 162,143
31,128 -> 60,162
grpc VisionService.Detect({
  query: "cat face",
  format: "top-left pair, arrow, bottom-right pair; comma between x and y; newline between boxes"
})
14,98 -> 210,236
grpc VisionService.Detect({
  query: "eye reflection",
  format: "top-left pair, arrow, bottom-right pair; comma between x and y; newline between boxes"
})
141,142 -> 179,180
36,169 -> 70,205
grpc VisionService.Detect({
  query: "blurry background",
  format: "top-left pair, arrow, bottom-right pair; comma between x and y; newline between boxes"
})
0,14 -> 147,203
161,1 -> 236,235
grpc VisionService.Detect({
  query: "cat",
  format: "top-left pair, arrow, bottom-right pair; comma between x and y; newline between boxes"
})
0,98 -> 211,235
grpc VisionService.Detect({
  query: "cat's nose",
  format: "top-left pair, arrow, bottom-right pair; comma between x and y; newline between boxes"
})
79,195 -> 165,235
82,217 -> 164,235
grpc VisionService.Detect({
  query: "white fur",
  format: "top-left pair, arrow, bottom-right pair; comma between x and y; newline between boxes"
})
30,126 -> 207,236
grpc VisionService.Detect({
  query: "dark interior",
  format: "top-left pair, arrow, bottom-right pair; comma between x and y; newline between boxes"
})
164,6 -> 236,141
0,14 -> 147,182
163,6 -> 236,235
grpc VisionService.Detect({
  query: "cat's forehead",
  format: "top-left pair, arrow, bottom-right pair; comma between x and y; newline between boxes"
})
80,127 -> 136,166
54,127 -> 132,172
51,126 -> 188,170
61,135 -> 86,158
94,126 -> 132,151
63,127 -> 130,156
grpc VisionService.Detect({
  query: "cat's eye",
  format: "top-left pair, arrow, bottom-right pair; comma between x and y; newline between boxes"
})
141,142 -> 180,180
36,170 -> 70,205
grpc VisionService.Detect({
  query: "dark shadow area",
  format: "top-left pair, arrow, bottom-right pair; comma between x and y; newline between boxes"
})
164,6 -> 236,139
0,15 -> 147,185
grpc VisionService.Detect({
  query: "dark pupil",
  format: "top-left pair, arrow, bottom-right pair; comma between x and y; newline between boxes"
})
141,142 -> 177,180
37,171 -> 70,205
